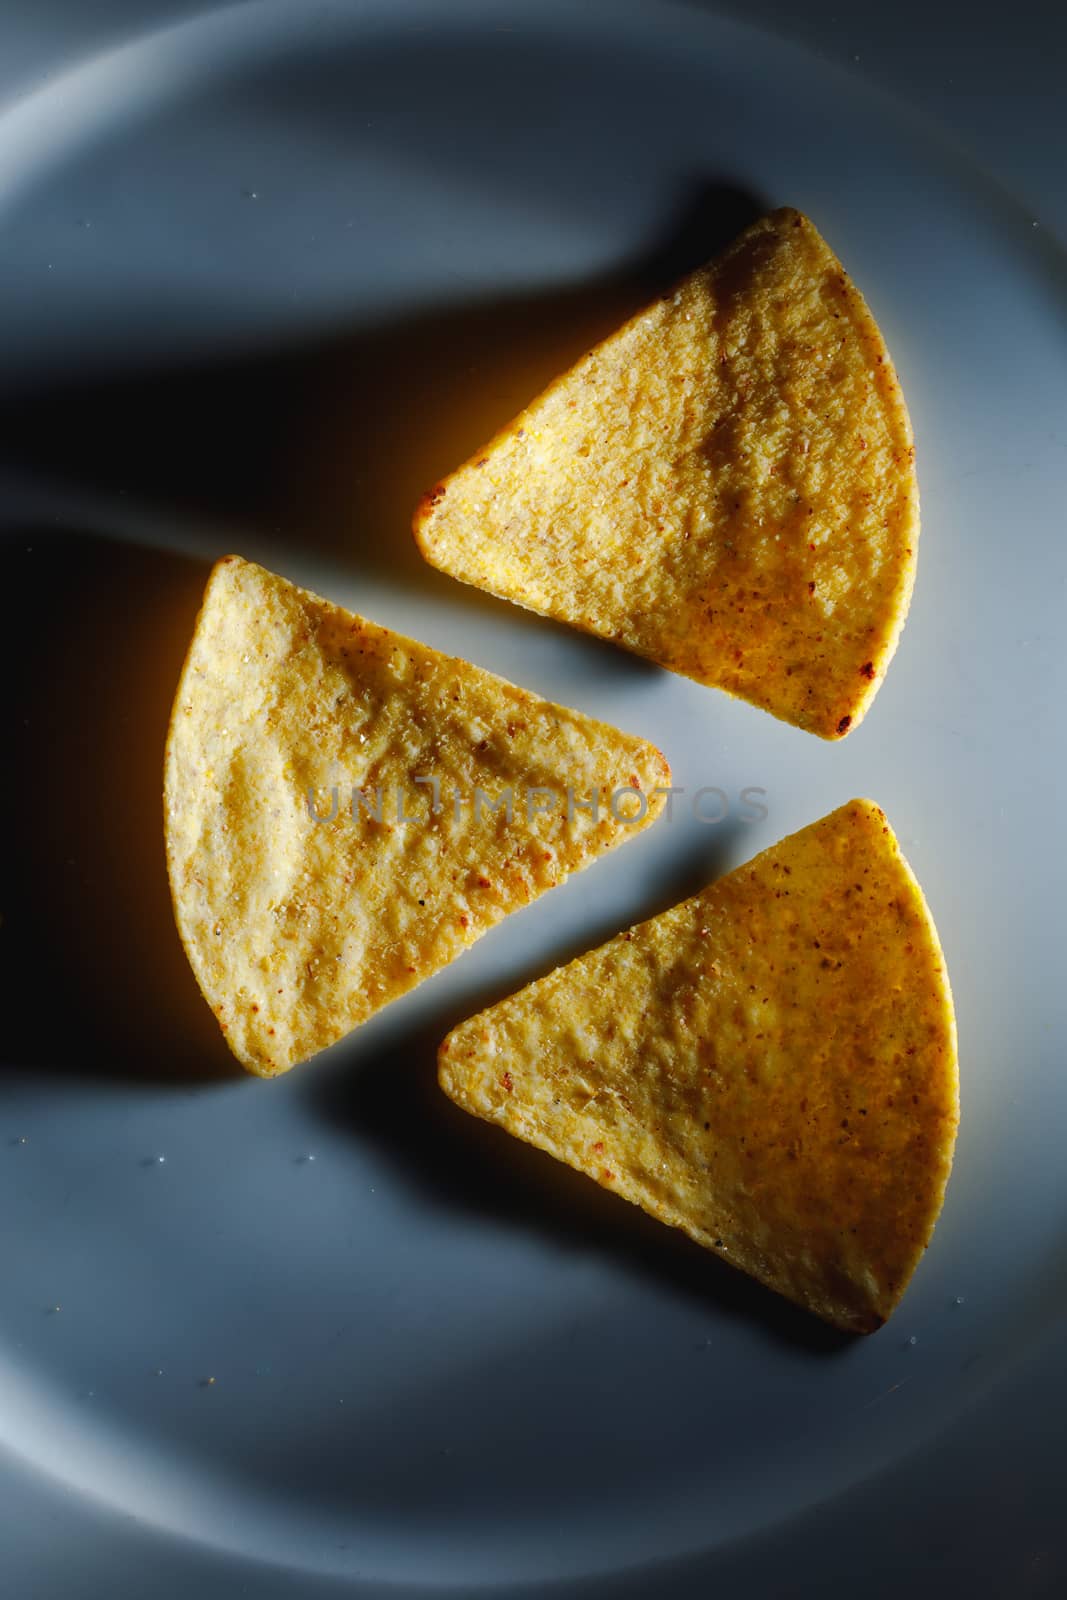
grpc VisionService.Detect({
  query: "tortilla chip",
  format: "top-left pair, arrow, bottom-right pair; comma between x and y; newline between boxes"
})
414,209 -> 918,740
164,556 -> 670,1076
439,800 -> 957,1333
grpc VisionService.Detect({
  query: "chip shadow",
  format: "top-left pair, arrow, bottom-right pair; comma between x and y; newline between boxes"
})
0,530 -> 238,1082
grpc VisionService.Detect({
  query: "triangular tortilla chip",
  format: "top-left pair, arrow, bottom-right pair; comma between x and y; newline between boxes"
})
164,557 -> 670,1075
439,800 -> 957,1333
415,209 -> 918,740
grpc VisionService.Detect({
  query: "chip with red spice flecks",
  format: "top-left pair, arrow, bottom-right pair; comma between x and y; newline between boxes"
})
414,209 -> 919,739
438,800 -> 958,1333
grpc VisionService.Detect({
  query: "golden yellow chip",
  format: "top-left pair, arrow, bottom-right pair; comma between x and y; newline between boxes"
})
164,556 -> 670,1076
414,209 -> 918,740
439,800 -> 958,1332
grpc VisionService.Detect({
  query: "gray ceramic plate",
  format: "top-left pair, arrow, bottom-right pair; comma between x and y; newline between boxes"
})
1,2 -> 1064,1595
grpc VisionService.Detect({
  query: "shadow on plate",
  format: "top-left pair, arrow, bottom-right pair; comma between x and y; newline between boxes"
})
0,531 -> 239,1083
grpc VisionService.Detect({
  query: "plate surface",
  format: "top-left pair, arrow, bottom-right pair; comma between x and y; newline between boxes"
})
1,2 -> 1065,1594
